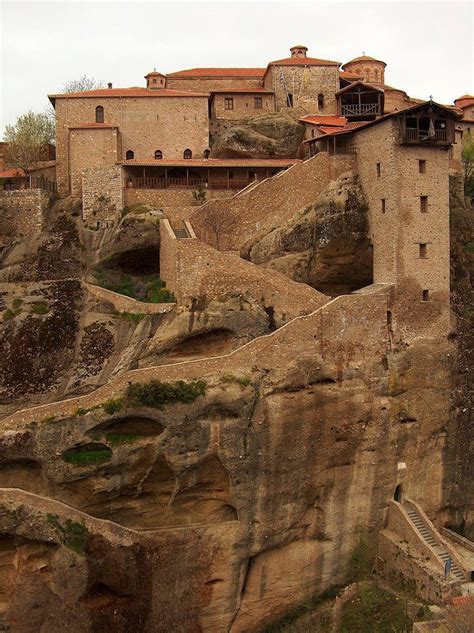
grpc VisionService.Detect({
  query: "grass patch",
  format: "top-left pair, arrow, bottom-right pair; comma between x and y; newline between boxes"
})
102,398 -> 124,415
94,270 -> 175,304
106,433 -> 139,446
12,297 -> 23,309
31,301 -> 49,315
42,415 -> 57,424
46,514 -> 89,555
126,379 -> 206,409
341,583 -> 412,633
221,374 -> 252,387
62,446 -> 112,466
115,311 -> 147,322
3,308 -> 19,321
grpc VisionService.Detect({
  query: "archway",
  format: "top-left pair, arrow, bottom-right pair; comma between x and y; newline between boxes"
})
394,484 -> 402,503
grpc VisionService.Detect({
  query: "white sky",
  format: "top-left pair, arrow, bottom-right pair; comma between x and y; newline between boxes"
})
1,0 -> 473,134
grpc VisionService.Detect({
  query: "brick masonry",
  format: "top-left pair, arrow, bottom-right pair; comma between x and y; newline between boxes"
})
0,189 -> 50,241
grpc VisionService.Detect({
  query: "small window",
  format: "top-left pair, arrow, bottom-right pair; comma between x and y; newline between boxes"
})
183,149 -> 192,159
95,106 -> 104,123
318,93 -> 324,110
377,163 -> 381,177
419,159 -> 426,173
381,199 -> 386,213
419,243 -> 427,258
287,93 -> 293,108
154,150 -> 163,159
254,97 -> 263,109
125,150 -> 134,160
152,78 -> 157,84
420,196 -> 428,213
422,289 -> 429,301
311,129 -> 315,138
224,97 -> 234,110
203,149 -> 210,159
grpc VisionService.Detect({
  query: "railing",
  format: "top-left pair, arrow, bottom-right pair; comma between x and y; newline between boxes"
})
2,177 -> 57,193
403,128 -> 448,143
327,146 -> 357,156
126,177 -> 253,190
341,103 -> 380,116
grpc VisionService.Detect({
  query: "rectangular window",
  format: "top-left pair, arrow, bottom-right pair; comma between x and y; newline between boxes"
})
377,163 -> 381,177
419,159 -> 426,173
419,243 -> 427,258
422,289 -> 429,301
224,98 -> 234,110
381,199 -> 386,213
420,196 -> 428,213
254,97 -> 263,109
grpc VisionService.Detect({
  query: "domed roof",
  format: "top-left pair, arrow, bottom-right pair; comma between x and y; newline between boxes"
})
342,55 -> 387,69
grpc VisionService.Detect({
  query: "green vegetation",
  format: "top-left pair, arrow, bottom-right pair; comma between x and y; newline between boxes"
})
62,446 -> 112,466
95,269 -> 175,303
46,514 -> 89,555
102,398 -> 124,415
263,586 -> 342,632
114,311 -> 147,323
106,433 -> 139,446
3,308 -> 18,321
347,529 -> 376,582
12,297 -> 23,309
42,415 -> 57,424
341,583 -> 412,633
73,407 -> 88,417
31,301 -> 49,315
462,129 -> 474,197
192,184 -> 207,204
221,374 -> 252,387
122,204 -> 152,216
126,379 -> 206,409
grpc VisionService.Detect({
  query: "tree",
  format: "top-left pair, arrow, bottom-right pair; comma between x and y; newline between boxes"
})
62,75 -> 104,93
461,129 -> 474,197
199,206 -> 238,250
4,111 -> 55,174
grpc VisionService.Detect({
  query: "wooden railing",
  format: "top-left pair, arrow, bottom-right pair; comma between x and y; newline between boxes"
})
126,177 -> 253,190
403,128 -> 448,143
341,103 -> 381,116
2,177 -> 57,193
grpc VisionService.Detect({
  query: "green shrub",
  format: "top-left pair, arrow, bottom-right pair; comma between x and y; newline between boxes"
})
73,407 -> 89,417
126,379 -> 206,409
102,398 -> 124,415
31,301 -> 49,315
12,297 -> 23,309
3,309 -> 17,321
341,583 -> 411,633
94,269 -> 175,303
62,446 -> 112,466
115,311 -> 147,322
106,433 -> 139,446
347,529 -> 376,582
47,514 -> 89,555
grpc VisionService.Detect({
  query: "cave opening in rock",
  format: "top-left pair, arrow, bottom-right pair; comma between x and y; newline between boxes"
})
394,484 -> 402,502
164,329 -> 236,361
0,459 -> 46,495
103,246 -> 160,276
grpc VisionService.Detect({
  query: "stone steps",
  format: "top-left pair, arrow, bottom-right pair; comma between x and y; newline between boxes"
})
405,507 -> 465,581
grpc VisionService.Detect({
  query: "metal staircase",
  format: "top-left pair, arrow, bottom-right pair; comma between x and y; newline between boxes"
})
405,505 -> 466,582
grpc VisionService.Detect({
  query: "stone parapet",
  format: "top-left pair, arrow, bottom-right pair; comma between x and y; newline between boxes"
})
82,165 -> 123,225
0,189 -> 50,240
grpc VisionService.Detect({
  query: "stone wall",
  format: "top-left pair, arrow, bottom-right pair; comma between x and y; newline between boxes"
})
69,127 -> 120,196
211,93 -> 275,119
191,152 -> 355,251
354,119 -> 451,339
85,282 -> 176,314
82,165 -> 123,225
159,219 -> 328,323
0,189 -> 50,241
124,187 -> 236,210
165,76 -> 264,92
264,65 -> 339,114
55,94 -> 210,197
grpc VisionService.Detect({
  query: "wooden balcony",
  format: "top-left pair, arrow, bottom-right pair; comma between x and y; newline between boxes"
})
402,127 -> 449,144
126,177 -> 253,190
341,103 -> 381,116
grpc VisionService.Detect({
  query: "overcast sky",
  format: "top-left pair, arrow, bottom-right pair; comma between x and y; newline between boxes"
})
1,0 -> 472,134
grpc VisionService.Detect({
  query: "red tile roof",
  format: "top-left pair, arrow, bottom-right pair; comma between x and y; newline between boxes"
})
339,70 -> 362,80
342,55 -> 386,68
0,168 -> 25,178
455,95 -> 474,109
121,158 -> 301,168
336,80 -> 383,95
300,115 -> 348,127
167,68 -> 266,78
268,56 -> 340,67
49,88 -> 209,100
450,595 -> 474,607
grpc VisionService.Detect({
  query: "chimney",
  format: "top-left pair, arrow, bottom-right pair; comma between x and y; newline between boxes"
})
290,45 -> 308,58
108,82 -> 113,89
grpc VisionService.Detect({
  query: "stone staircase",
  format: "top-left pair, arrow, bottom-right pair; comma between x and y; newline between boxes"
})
405,505 -> 466,583
173,225 -> 192,240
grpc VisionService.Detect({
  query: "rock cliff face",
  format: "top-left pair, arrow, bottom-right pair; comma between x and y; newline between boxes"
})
244,172 -> 373,294
0,176 -> 470,632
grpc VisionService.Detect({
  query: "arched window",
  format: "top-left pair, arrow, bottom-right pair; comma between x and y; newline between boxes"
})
154,150 -> 163,159
318,94 -> 324,110
95,106 -> 104,123
125,150 -> 134,160
152,78 -> 157,84
183,149 -> 192,159
203,149 -> 210,159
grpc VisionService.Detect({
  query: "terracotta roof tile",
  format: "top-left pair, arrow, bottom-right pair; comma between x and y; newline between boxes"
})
268,56 -> 340,67
300,115 -> 348,127
167,68 -> 266,78
342,55 -> 386,68
0,168 -> 25,178
209,88 -> 274,94
339,70 -> 362,80
49,88 -> 209,99
121,158 -> 301,168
